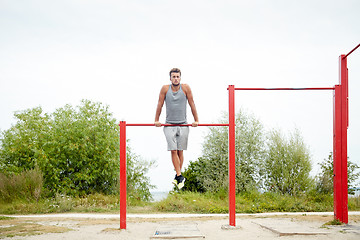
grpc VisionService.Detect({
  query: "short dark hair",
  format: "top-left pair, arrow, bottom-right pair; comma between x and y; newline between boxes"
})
169,68 -> 181,77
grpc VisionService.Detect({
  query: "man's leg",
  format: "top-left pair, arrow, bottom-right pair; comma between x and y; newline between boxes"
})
171,150 -> 184,176
178,150 -> 184,172
171,150 -> 181,176
171,150 -> 186,189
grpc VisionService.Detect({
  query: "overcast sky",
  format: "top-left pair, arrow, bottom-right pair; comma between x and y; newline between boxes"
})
1,0 -> 359,192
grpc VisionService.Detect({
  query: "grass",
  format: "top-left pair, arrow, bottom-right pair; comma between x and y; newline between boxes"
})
0,193 -> 120,215
1,191 -> 360,215
1,191 -> 359,239
323,219 -> 344,226
0,218 -> 71,239
0,167 -> 43,203
153,190 -> 338,213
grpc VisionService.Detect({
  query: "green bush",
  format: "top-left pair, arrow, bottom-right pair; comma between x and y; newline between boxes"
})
119,146 -> 155,203
0,100 -> 155,200
315,152 -> 360,194
349,195 -> 360,210
183,110 -> 313,196
0,166 -> 43,202
182,160 -> 205,192
154,190 -> 335,214
185,110 -> 266,193
264,129 -> 313,195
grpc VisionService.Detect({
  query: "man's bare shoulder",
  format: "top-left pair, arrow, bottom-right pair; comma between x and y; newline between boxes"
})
160,85 -> 169,94
181,84 -> 192,93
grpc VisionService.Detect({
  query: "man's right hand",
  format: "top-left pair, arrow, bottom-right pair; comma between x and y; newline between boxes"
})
155,121 -> 162,127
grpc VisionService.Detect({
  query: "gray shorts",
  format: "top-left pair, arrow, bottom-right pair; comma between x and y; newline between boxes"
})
163,126 -> 189,151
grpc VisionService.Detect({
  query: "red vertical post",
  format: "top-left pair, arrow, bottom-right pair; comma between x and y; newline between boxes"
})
333,85 -> 342,222
119,121 -> 127,229
340,55 -> 349,223
228,85 -> 236,226
333,55 -> 349,224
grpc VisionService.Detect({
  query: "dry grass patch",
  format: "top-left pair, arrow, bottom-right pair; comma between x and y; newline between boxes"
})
75,218 -> 119,226
0,218 -> 71,239
245,214 -> 360,225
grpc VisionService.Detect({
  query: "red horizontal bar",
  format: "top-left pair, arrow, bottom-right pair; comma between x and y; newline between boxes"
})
343,43 -> 360,59
126,123 -> 229,127
234,87 -> 335,91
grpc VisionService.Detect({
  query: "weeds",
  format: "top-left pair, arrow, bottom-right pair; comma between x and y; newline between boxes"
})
323,219 -> 344,226
0,216 -> 14,220
0,166 -> 43,203
1,189 -> 359,215
154,190 -> 340,213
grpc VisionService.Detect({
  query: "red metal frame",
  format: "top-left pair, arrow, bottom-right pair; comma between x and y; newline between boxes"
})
119,121 -> 231,229
119,84 -> 345,229
333,43 -> 360,223
119,121 -> 127,229
343,43 -> 360,59
120,45 -> 358,229
234,86 -> 346,223
126,123 -> 229,127
234,87 -> 335,91
333,55 -> 349,223
228,85 -> 236,226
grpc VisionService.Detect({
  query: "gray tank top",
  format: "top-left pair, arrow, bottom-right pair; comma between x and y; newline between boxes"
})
165,84 -> 187,124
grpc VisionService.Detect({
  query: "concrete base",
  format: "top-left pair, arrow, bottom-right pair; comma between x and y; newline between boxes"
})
151,223 -> 205,239
252,218 -> 328,236
221,224 -> 242,230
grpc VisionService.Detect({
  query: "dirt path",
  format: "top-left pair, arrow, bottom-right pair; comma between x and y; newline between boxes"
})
1,212 -> 360,239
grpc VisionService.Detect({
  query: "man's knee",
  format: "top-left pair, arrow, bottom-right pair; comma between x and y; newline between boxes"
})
171,150 -> 183,158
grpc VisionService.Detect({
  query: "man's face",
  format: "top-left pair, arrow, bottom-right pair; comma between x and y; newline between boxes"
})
170,72 -> 181,86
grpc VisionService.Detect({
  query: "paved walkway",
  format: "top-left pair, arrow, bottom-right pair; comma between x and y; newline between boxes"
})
2,212 -> 360,240
7,211 -> 360,219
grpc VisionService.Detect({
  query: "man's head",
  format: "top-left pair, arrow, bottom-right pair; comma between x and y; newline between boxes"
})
169,68 -> 181,87
169,68 -> 181,77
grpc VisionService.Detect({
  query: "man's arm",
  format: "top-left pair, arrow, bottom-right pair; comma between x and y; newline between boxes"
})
154,85 -> 167,127
183,84 -> 199,127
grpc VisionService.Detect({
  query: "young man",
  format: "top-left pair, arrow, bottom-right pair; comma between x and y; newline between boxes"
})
154,68 -> 199,189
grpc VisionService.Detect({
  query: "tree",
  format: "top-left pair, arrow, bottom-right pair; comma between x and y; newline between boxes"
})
125,145 -> 155,201
316,152 -> 360,194
315,153 -> 333,194
0,107 -> 50,173
185,110 -> 266,193
264,129 -> 312,195
182,160 -> 206,192
0,100 -> 154,199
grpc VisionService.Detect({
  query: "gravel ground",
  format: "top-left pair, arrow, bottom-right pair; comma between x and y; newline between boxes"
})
1,212 -> 360,240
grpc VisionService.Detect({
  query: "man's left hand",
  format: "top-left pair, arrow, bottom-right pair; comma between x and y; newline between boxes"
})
192,122 -> 199,127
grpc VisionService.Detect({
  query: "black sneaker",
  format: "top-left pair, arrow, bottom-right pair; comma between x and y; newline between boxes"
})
176,175 -> 186,189
172,175 -> 178,186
